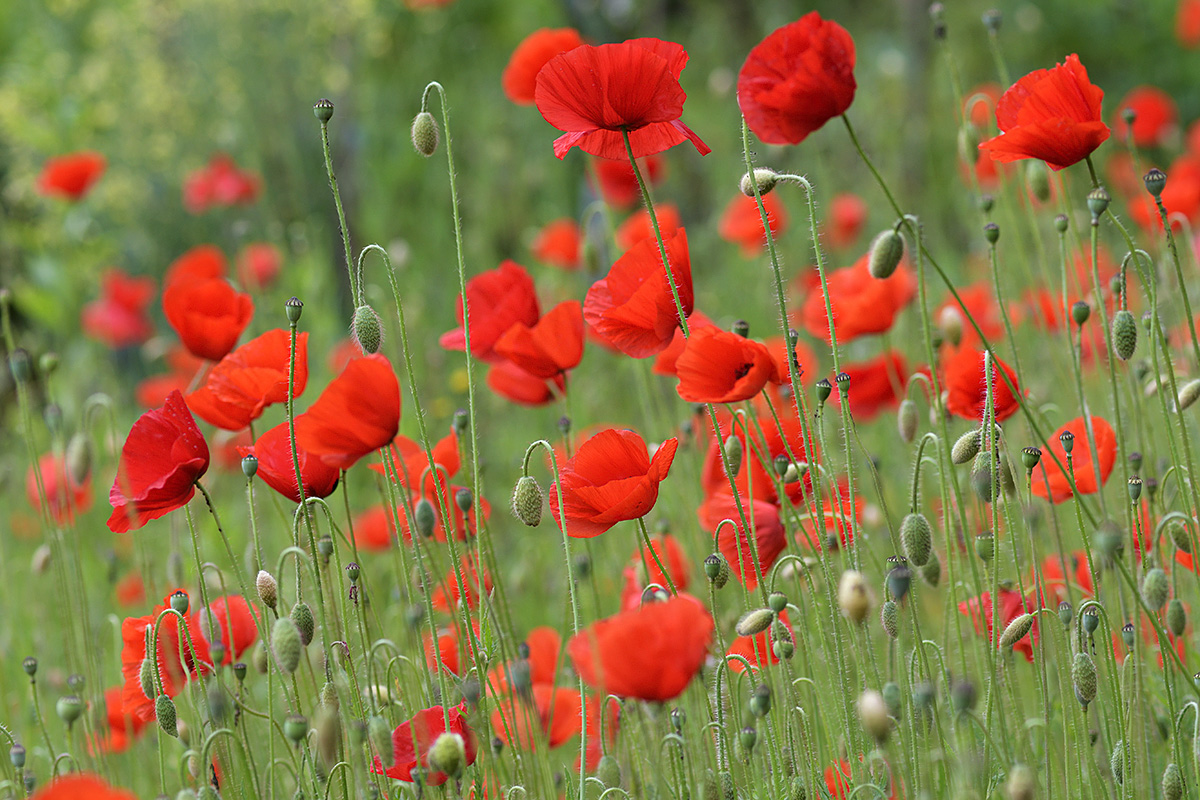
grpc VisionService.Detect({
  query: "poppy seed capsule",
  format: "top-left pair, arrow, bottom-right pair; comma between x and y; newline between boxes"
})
951,428 -> 982,464
768,592 -> 787,614
900,512 -> 933,567
256,570 -> 278,610
736,608 -> 775,637
9,745 -> 25,769
1112,310 -> 1137,360
284,714 -> 308,744
868,229 -> 905,280
705,553 -> 730,589
983,222 -> 999,245
511,475 -> 544,527
1121,622 -> 1135,650
313,98 -> 334,123
291,602 -> 315,646
1169,519 -> 1193,553
56,695 -> 83,726
815,378 -> 832,404
881,600 -> 899,638
738,726 -> 757,753
750,684 -> 771,717
1142,568 -> 1170,610
284,296 -> 303,323
1021,446 -> 1042,471
1071,301 -> 1090,327
739,168 -> 779,197
838,570 -> 870,625
414,499 -> 437,538
1177,379 -> 1200,411
155,694 -> 178,737
1144,168 -> 1167,198
1087,187 -> 1111,219
1058,600 -> 1073,628
897,399 -> 918,443
272,617 -> 303,674
999,613 -> 1034,649
170,590 -> 189,616
412,111 -> 439,156
1162,762 -> 1184,800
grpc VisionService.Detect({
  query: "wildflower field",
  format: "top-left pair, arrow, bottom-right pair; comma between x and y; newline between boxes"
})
6,0 -> 1200,798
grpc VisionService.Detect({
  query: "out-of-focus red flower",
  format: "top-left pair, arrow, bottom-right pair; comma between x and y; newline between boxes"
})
432,556 -> 492,612
827,193 -> 867,250
368,428 -> 460,495
619,533 -> 691,610
592,155 -> 664,208
91,686 -> 149,755
794,485 -> 862,551
958,587 -> 1036,661
832,351 -> 909,422
1178,0 -> 1200,48
941,344 -> 1022,423
700,409 -> 818,506
28,774 -> 137,800
486,360 -> 563,406
824,758 -> 897,799
108,391 -> 209,532
115,571 -> 146,607
675,327 -> 778,403
728,611 -> 791,674
938,282 -> 1005,344
187,329 -> 307,431
371,703 -> 478,786
1033,551 -> 1093,607
535,38 -> 710,160
326,337 -> 362,374
964,83 -> 1003,130
568,593 -> 712,701
491,684 -> 583,750
294,354 -> 400,470
236,242 -> 282,290
1112,86 -> 1178,148
350,505 -> 398,551
978,54 -> 1110,171
614,203 -> 681,250
503,28 -> 585,105
549,428 -> 678,538
699,493 -> 786,589
487,627 -> 561,697
163,273 -> 254,362
531,219 -> 582,270
423,620 -> 481,676
718,193 -> 787,256
37,151 -> 106,201
1031,416 -> 1117,503
652,311 -> 714,377
738,12 -> 857,145
1127,154 -> 1200,232
584,227 -> 692,358
82,269 -> 155,348
27,452 -> 91,525
494,300 -> 585,379
797,254 -> 915,343
136,347 -> 205,409
238,421 -> 339,503
440,261 -> 540,362
183,154 -> 260,214
193,594 -> 258,666
165,245 -> 226,286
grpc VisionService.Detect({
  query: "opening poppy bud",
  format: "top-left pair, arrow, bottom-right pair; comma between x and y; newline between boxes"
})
736,608 -> 775,637
1142,567 -> 1169,610
1026,161 -> 1050,202
768,592 -> 787,614
982,222 -> 999,245
815,378 -> 832,404
1058,601 -> 1073,628
9,745 -> 25,769
66,432 -> 92,485
750,684 -> 772,717
900,512 -> 933,567
887,564 -> 912,602
975,532 -> 995,562
920,554 -> 941,587
597,755 -> 622,789
881,600 -> 900,638
1112,310 -> 1137,360
1086,187 -> 1110,220
1163,763 -> 1184,800
291,601 -> 315,646
1021,446 -> 1041,471
868,229 -> 905,280
722,434 -> 743,478
413,498 -> 437,539
240,454 -> 258,479
256,570 -> 279,610
739,168 -> 778,197
1006,763 -> 1035,800
1059,430 -> 1075,454
838,570 -> 870,625
285,296 -> 303,324
1144,168 -> 1167,198
897,399 -> 918,443
1177,379 -> 1200,411
429,732 -> 466,779
999,613 -> 1034,649
857,689 -> 891,742
351,304 -> 384,355
950,680 -> 976,714
170,590 -> 189,616
738,726 -> 757,753
1169,520 -> 1192,553
511,475 -> 544,527
272,617 -> 303,674
9,348 -> 31,384
1167,598 -> 1187,637
704,553 -> 730,588
1111,740 -> 1126,785
314,98 -> 334,123
412,111 -> 440,157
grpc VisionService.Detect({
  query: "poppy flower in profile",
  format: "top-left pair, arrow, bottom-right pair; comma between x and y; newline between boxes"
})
718,193 -> 787,256
191,594 -> 259,666
236,242 -> 283,290
978,54 -> 1110,171
549,428 -> 678,538
584,227 -> 693,358
27,452 -> 91,525
503,28 -> 585,105
832,351 -> 909,422
28,774 -> 137,800
535,38 -> 710,160
163,274 -> 254,362
82,269 -> 156,349
699,493 -> 787,589
440,261 -> 540,362
797,254 -> 915,343
91,686 -> 149,755
827,193 -> 867,250
568,593 -> 712,701
738,12 -> 857,146
941,345 -> 1022,422
675,327 -> 778,404
238,421 -> 339,503
494,300 -> 585,379
593,154 -> 664,208
486,361 -> 564,406
187,329 -> 307,431
614,203 -> 681,250
958,587 -> 1035,661
619,533 -> 691,610
1112,86 -> 1178,148
1031,416 -> 1117,503
531,219 -> 582,269
371,703 -> 478,786
37,151 -> 106,201
294,354 -> 401,470
166,245 -> 226,286
108,391 -> 209,533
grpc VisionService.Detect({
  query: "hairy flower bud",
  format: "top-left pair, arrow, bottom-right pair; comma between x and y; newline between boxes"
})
951,428 -> 982,464
1073,651 -> 1097,709
897,399 -> 918,443
1006,763 -> 1035,800
156,694 -> 178,737
739,168 -> 779,197
256,570 -> 278,610
999,613 -> 1034,649
838,570 -> 870,625
597,755 -> 622,789
369,715 -> 393,767
736,608 -> 775,637
412,112 -> 440,157
351,304 -> 383,355
429,732 -> 466,779
272,617 -> 303,674
868,229 -> 905,280
1162,762 -> 1184,800
1112,309 -> 1137,361
857,689 -> 891,742
291,602 -> 315,646
1111,739 -> 1126,785
900,512 -> 933,567
511,475 -> 544,527
1142,567 -> 1170,610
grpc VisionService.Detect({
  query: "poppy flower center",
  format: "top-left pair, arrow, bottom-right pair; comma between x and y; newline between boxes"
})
733,362 -> 754,380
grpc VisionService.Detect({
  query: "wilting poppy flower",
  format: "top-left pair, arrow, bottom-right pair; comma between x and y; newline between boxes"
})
832,351 -> 909,422
424,620 -> 481,675
584,227 -> 693,358
738,12 -> 857,145
1031,416 -> 1117,503
978,54 -> 1110,171
535,38 -> 710,160
503,28 -> 585,105
91,686 -> 149,755
699,493 -> 787,588
941,345 -> 1022,422
486,360 -> 563,406
718,193 -> 787,256
827,193 -> 867,249
238,421 -> 339,503
549,428 -> 678,538
183,154 -> 260,214
568,593 -> 712,701
236,242 -> 282,290
593,154 -> 664,208
1182,0 -> 1200,48
494,300 -> 585,379
37,151 -> 106,201
619,533 -> 690,609
675,327 -> 778,403
27,452 -> 91,525
28,775 -> 137,800
187,329 -> 307,431
163,275 -> 254,362
82,269 -> 156,348
614,203 -> 681,250
432,556 -> 492,612
958,587 -> 1036,661
728,611 -> 791,674
531,219 -> 582,269
1112,86 -> 1178,148
371,703 -> 478,786
294,354 -> 400,470
440,261 -> 540,362
108,391 -> 209,533
797,254 -> 915,343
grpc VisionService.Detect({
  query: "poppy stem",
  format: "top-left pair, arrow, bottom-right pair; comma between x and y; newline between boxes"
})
316,110 -> 358,306
635,517 -> 677,595
1154,192 -> 1200,369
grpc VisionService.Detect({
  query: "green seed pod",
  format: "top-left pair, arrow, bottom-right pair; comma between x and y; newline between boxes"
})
768,592 -> 787,614
975,532 -> 995,563
1071,301 -> 1090,327
705,553 -> 730,589
736,608 -> 775,637
1058,601 -> 1073,628
1168,598 -> 1187,637
951,428 -> 982,464
1021,446 -> 1042,472
1178,379 -> 1200,411
1169,519 -> 1193,553
787,775 -> 806,800
411,111 -> 439,156
723,434 -> 743,478
1087,187 -> 1111,219
1112,309 -> 1137,361
369,715 -> 394,767
1142,567 -> 1170,610
413,499 -> 437,539
1162,762 -> 1184,800
881,681 -> 902,719
880,600 -> 900,639
9,745 -> 25,769
1111,739 -> 1125,785
511,475 -> 544,527
900,512 -> 933,567
749,684 -> 771,717
868,229 -> 905,280
1145,168 -> 1167,198
56,695 -> 84,726
919,554 -> 941,587
156,694 -> 178,737
1006,763 -> 1035,800
1073,651 -> 1097,709
313,98 -> 334,123
597,754 -> 622,788
351,304 -> 383,355
897,399 -> 918,443
315,707 -> 341,769
999,613 -> 1034,649
272,617 -> 303,674
291,602 -> 315,646
429,732 -> 466,779
738,725 -> 757,753
770,622 -> 794,660
739,168 -> 779,197
284,714 -> 308,744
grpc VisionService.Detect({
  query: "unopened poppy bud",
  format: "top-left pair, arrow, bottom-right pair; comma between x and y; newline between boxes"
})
9,745 -> 24,769
958,123 -> 981,164
170,590 -> 189,616
900,512 -> 933,567
771,632 -> 794,661
1178,379 -> 1200,411
1058,601 -> 1073,628
951,680 -> 976,713
429,732 -> 466,778
272,617 -> 303,674
739,168 -> 778,197
285,296 -> 303,324
56,695 -> 83,726
783,462 -> 804,484
1169,519 -> 1193,553
256,570 -> 278,610
155,694 -> 178,737
738,726 -> 757,753
314,98 -> 334,123
920,555 -> 941,587
139,655 -> 156,700
815,378 -> 832,405
291,602 -> 315,646
1026,161 -> 1050,202
897,399 -> 918,443
66,432 -> 92,485
452,409 -> 469,437
705,553 -> 730,588
413,498 -> 436,539
351,304 -> 384,355
838,570 -> 870,625
454,488 -> 473,514
284,714 -> 308,744
1167,598 -> 1187,636
857,689 -> 891,742
722,434 -> 743,478
1142,567 -> 1169,610
912,682 -> 935,713
1162,762 -> 1184,800
1144,168 -> 1167,198
999,613 -> 1034,649
1087,187 -> 1110,219
1112,309 -> 1137,360
597,755 -> 622,788
1059,430 -> 1075,455
975,532 -> 994,562
886,564 -> 912,602
1022,446 -> 1042,471
412,111 -> 440,156
1006,763 -> 1035,800
950,429 -> 982,465
1111,740 -> 1126,785
9,348 -> 31,383
880,600 -> 900,638
736,608 -> 775,637
983,222 -> 999,245
970,454 -> 994,503
868,229 -> 905,280
368,715 -> 393,767
750,684 -> 771,717
511,475 -> 544,527
251,642 -> 269,673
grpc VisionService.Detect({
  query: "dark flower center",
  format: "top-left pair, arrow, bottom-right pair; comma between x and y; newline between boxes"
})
733,362 -> 753,380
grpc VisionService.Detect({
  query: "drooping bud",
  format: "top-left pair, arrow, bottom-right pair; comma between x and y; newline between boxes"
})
156,694 -> 178,737
1168,598 -> 1187,637
739,168 -> 778,197
723,434 -> 743,478
868,229 -> 905,280
1178,379 -> 1200,411
771,622 -> 794,660
272,617 -> 303,674
511,475 -> 544,527
951,428 -> 982,464
919,554 -> 941,587
768,592 -> 787,614
412,111 -> 440,157
838,570 -> 870,625
856,689 -> 891,742
900,512 -> 933,567
999,613 -> 1034,649
597,755 -> 622,789
1169,519 -> 1193,553
413,499 -> 436,539
970,453 -> 994,503
1162,762 -> 1184,800
351,305 -> 383,355
1027,161 -> 1051,202
1073,651 -> 1097,708
66,433 -> 92,485
880,600 -> 900,639
897,399 -> 918,443
736,609 -> 775,637
951,680 -> 976,713
429,732 -> 466,779
369,715 -> 394,767
886,563 -> 911,602
139,655 -> 157,700
749,684 -> 771,717
1112,310 -> 1137,361
291,602 -> 315,646
256,570 -> 278,610
1142,568 -> 1169,610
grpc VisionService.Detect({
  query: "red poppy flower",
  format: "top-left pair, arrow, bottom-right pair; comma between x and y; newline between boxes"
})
592,155 -> 664,208
978,54 -> 1110,171
115,571 -> 146,607
236,242 -> 282,290
764,335 -> 817,388
486,360 -> 563,406
675,327 -> 778,404
941,345 -> 1022,423
440,261 -> 540,362
28,775 -> 137,800
432,556 -> 492,612
503,28 -> 585,105
619,533 -> 690,610
1031,416 -> 1117,503
535,38 -> 710,160
166,245 -> 227,287
718,193 -> 787,256
738,12 -> 857,145
567,593 -> 712,701
494,300 -> 585,379
487,626 -> 561,696
584,227 -> 692,358
183,154 -> 260,214
831,351 -> 909,422
652,311 -> 715,377
958,587 -> 1035,661
350,505 -> 398,551
192,594 -> 258,666
91,686 -> 149,755
614,203 -> 681,250
108,391 -> 209,533
531,219 -> 582,269
797,254 -> 915,343
491,685 -> 583,750
699,493 -> 787,589
82,269 -> 155,348
294,354 -> 401,470
423,620 -> 481,676
1180,0 -> 1200,48
1033,550 -> 1093,607
371,703 -> 478,786
728,611 -> 791,674
238,421 -> 339,503
187,329 -> 307,431
824,759 -> 897,799
119,591 -> 199,722
1112,86 -> 1178,148
27,452 -> 91,525
369,428 -> 460,494
163,275 -> 254,362
938,282 -> 1006,344
700,410 -> 817,506
549,428 -> 678,538
827,193 -> 867,250
37,151 -> 106,201
794,486 -> 863,551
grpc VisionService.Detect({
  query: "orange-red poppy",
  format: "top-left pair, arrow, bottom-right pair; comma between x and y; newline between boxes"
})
941,344 -> 1022,422
831,351 -> 910,422
238,421 -> 339,503
162,274 -> 254,363
294,354 -> 400,470
531,219 -> 582,270
797,254 -> 915,343
503,28 -> 585,105
187,329 -> 307,431
592,155 -> 663,208
236,242 -> 282,290
37,152 -> 106,201
1031,416 -> 1117,503
27,452 -> 91,525
1112,86 -> 1178,148
675,327 -> 778,404
614,203 -> 681,251
494,300 -> 585,379
28,775 -> 136,800
183,154 -> 260,213
370,703 -> 477,786
699,492 -> 786,589
718,193 -> 787,256
82,269 -> 155,348
440,261 -> 540,362
619,533 -> 691,610
827,193 -> 867,250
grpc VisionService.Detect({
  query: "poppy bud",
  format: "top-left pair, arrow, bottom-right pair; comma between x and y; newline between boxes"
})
1142,568 -> 1169,610
738,726 -> 757,753
155,694 -> 178,737
838,570 -> 870,625
1177,379 -> 1200,411
1144,168 -> 1167,198
1006,763 -> 1035,800
1167,598 -> 1187,637
412,111 -> 440,157
783,462 -> 805,484
736,608 -> 775,637
983,222 -> 999,245
511,475 -> 544,527
771,625 -> 794,661
950,428 -> 982,466
285,296 -> 303,324
139,654 -> 156,700
978,193 -> 994,213
290,601 -> 315,646
1026,161 -> 1051,202
1111,740 -> 1125,785
868,229 -> 905,280
1163,762 -> 1184,800
66,432 -> 92,485
857,689 -> 891,742
897,399 -> 918,443
597,755 -> 622,789
704,553 -> 730,589
951,680 -> 976,713
272,617 -> 303,674
1070,301 -> 1090,327
368,715 -> 393,767
739,168 -> 779,197
919,554 -> 941,587
314,98 -> 334,123
284,714 -> 308,745
256,571 -> 278,611
1169,519 -> 1193,553
56,695 -> 83,726
1058,601 -> 1073,628
880,600 -> 899,639
815,378 -> 832,405
9,745 -> 24,769
999,613 -> 1034,649
351,304 -> 383,355
957,123 -> 981,165
252,642 -> 269,673
970,453 -> 994,503
1112,310 -> 1137,360
886,564 -> 911,602
975,532 -> 995,562
900,512 -> 933,567
1022,446 -> 1042,471
750,684 -> 771,717
414,499 -> 436,539
429,732 -> 466,779
722,434 -> 743,478
1087,187 -> 1110,220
